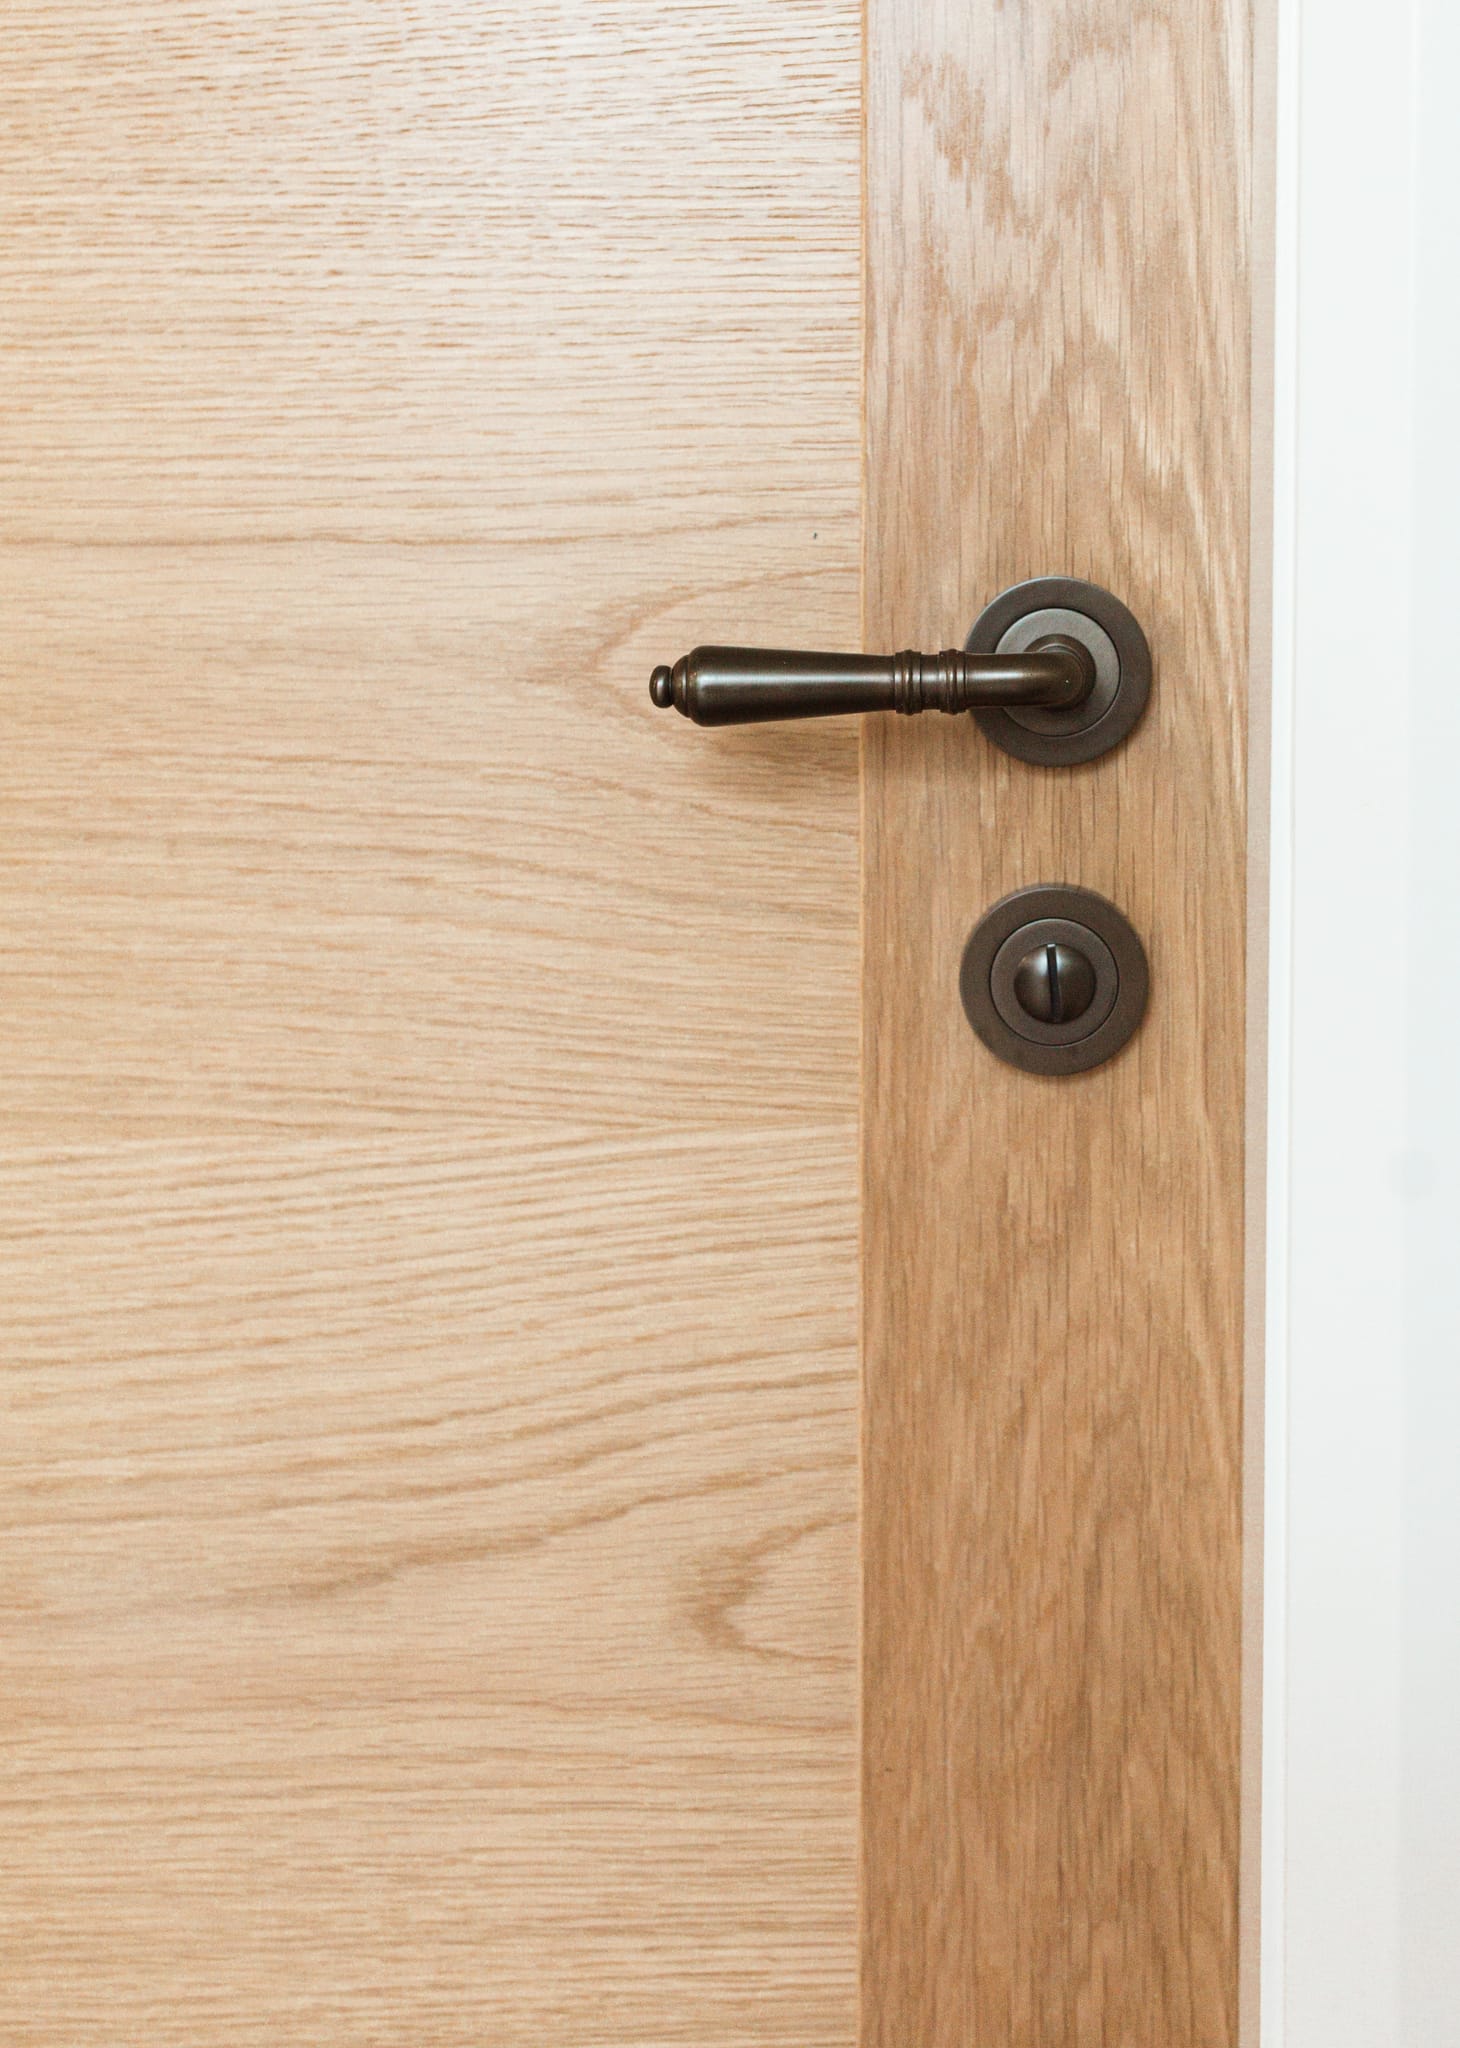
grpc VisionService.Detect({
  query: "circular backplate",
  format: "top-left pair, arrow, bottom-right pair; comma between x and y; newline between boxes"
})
967,577 -> 1151,766
960,885 -> 1149,1075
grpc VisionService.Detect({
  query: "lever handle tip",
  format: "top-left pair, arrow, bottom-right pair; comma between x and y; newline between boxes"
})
650,665 -> 676,709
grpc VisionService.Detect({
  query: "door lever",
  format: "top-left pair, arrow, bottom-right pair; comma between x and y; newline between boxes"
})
649,577 -> 1151,765
650,640 -> 1095,725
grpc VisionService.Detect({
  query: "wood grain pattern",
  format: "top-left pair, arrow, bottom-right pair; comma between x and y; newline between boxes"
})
861,4 -> 1251,2043
0,6 -> 861,2041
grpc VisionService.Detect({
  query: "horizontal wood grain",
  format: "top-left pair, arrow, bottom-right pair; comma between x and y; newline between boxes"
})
0,1130 -> 856,2042
0,4 -> 862,2039
1,541 -> 859,1140
861,1 -> 1251,2041
0,3 -> 857,547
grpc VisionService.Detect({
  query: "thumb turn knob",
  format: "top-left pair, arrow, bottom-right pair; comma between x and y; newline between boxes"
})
961,885 -> 1150,1074
1012,942 -> 1099,1026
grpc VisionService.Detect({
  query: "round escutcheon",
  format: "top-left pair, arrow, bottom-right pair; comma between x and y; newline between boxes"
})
966,577 -> 1151,766
960,885 -> 1149,1075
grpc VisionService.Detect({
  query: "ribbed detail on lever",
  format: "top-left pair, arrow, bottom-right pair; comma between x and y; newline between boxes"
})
891,650 -> 973,714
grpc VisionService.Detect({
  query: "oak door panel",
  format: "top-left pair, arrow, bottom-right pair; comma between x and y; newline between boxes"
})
0,6 -> 862,2041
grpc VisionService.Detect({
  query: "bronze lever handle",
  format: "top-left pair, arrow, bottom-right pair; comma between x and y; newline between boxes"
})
647,580 -> 1151,764
649,638 -> 1096,727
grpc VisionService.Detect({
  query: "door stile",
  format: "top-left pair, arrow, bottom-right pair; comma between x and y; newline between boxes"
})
860,4 -> 1254,2039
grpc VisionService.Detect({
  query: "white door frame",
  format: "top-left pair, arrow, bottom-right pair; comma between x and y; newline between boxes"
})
1251,0 -> 1460,2038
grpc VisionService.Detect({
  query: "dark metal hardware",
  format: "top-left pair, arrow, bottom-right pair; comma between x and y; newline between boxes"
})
961,886 -> 1149,1075
650,578 -> 1150,764
966,578 -> 1151,766
1012,941 -> 1098,1026
649,638 -> 1095,726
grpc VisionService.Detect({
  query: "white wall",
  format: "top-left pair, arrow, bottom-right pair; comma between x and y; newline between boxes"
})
1398,6 -> 1460,2030
1263,0 -> 1460,2039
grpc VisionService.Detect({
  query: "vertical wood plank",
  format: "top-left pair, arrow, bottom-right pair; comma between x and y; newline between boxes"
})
861,4 -> 1251,2041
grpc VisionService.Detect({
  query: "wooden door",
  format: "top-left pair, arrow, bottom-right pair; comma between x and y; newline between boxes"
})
0,5 -> 1253,2045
